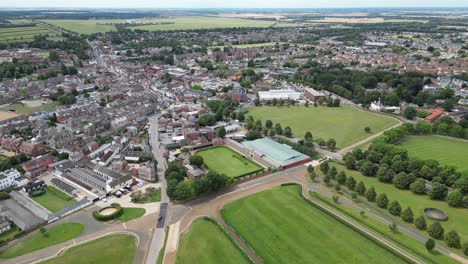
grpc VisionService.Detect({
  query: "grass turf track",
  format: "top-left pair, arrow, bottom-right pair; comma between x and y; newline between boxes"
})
39,234 -> 136,264
30,186 -> 76,213
221,185 -> 406,264
197,146 -> 263,178
0,223 -> 85,259
321,162 -> 468,246
176,218 -> 251,264
248,105 -> 398,149
398,135 -> 468,178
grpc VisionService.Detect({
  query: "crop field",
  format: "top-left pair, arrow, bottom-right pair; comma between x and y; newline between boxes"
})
321,162 -> 468,244
248,106 -> 398,149
40,234 -> 136,264
197,146 -> 263,178
31,186 -> 76,213
40,16 -> 277,34
221,185 -> 406,264
398,136 -> 468,177
176,218 -> 251,264
0,25 -> 59,43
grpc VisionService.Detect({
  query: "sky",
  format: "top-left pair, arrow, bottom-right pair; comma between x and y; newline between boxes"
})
4,0 -> 468,9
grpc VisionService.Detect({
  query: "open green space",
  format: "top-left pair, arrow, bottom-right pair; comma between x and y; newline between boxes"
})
0,101 -> 61,115
309,191 -> 459,264
248,106 -> 398,148
221,184 -> 406,264
0,26 -> 59,43
322,162 -> 468,243
30,186 -> 76,213
40,16 -> 277,34
176,217 -> 251,264
40,234 -> 136,264
0,222 -> 85,259
132,188 -> 161,204
398,136 -> 468,177
197,146 -> 263,178
118,208 -> 146,222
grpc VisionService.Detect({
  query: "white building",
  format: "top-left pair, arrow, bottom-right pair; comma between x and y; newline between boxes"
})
0,169 -> 27,190
258,89 -> 302,101
370,100 -> 400,112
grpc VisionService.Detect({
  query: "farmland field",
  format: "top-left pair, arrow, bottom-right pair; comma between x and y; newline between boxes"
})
176,218 -> 251,264
319,162 -> 468,244
248,106 -> 399,148
40,234 -> 136,264
197,146 -> 263,178
0,25 -> 59,43
31,186 -> 76,213
40,16 -> 277,34
221,184 -> 406,264
398,135 -> 468,177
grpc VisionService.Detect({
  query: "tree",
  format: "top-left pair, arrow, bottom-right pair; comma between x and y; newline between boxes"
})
320,161 -> 329,174
446,230 -> 461,248
403,106 -> 417,119
366,187 -> 377,202
376,193 -> 389,208
254,98 -> 261,106
307,165 -> 314,174
274,123 -> 283,135
428,222 -> 445,240
393,172 -> 416,189
401,207 -> 414,223
410,179 -> 426,194
415,215 -> 427,230
425,239 -> 435,252
346,176 -> 356,191
447,189 -> 463,207
453,178 -> 468,195
389,223 -> 398,233
360,161 -> 377,177
323,174 -> 331,184
189,155 -> 204,167
58,152 -> 69,160
337,171 -> 347,185
284,126 -> 292,137
344,155 -> 356,169
327,138 -> 336,151
39,226 -> 47,237
49,50 -> 59,61
216,127 -> 226,138
327,166 -> 338,180
463,242 -> 468,257
364,126 -> 371,133
304,131 -> 313,140
265,120 -> 273,129
428,183 -> 448,200
388,200 -> 402,216
356,181 -> 366,196
173,180 -> 194,200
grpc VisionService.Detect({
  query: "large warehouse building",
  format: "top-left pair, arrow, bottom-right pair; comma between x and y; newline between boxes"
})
241,138 -> 311,170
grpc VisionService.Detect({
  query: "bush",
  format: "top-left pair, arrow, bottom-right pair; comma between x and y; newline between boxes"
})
447,189 -> 463,207
401,207 -> 414,223
462,242 -> 468,256
414,215 -> 427,230
425,239 -> 435,252
388,200 -> 402,216
376,193 -> 389,208
0,191 -> 10,200
445,230 -> 461,248
355,181 -> 366,196
428,222 -> 444,240
92,203 -> 123,221
29,189 -> 46,197
365,187 -> 376,202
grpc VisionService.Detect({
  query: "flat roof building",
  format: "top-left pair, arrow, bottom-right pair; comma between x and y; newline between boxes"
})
258,89 -> 302,101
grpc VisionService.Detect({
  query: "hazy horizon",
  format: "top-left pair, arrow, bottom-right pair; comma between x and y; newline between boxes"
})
4,0 -> 468,9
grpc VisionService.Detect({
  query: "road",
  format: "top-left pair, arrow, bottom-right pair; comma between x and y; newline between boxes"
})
146,114 -> 170,264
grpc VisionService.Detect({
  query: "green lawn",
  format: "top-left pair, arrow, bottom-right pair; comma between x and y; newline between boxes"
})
0,223 -> 85,259
0,226 -> 23,243
197,146 -> 263,178
118,208 -> 146,222
398,136 -> 468,177
176,217 -> 251,264
40,234 -> 136,264
132,188 -> 161,204
310,191 -> 459,264
0,101 -> 61,115
0,25 -> 59,43
221,185 -> 406,264
248,106 -> 398,149
31,186 -> 76,213
322,162 -> 468,244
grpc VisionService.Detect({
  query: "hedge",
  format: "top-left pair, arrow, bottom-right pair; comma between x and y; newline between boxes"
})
92,203 -> 123,221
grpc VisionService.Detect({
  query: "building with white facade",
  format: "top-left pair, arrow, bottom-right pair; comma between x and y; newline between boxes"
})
0,169 -> 27,190
258,89 -> 302,101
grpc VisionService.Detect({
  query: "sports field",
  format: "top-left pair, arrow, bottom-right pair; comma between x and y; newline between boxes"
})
40,16 -> 277,34
0,223 -> 84,259
322,162 -> 468,244
248,106 -> 398,148
176,218 -> 251,264
0,101 -> 61,115
197,146 -> 263,178
398,136 -> 468,177
221,185 -> 406,264
40,234 -> 136,264
0,25 -> 59,43
31,186 -> 76,213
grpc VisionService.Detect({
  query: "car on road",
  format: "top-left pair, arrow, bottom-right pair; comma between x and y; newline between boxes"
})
158,216 -> 163,222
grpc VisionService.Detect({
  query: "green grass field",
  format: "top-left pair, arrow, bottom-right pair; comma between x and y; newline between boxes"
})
0,101 -> 61,115
197,146 -> 263,178
40,16 -> 277,34
40,234 -> 136,264
176,218 -> 251,264
31,186 -> 76,213
309,192 -> 459,264
398,136 -> 468,177
0,223 -> 85,259
221,185 -> 406,264
322,162 -> 468,244
248,106 -> 399,148
132,188 -> 161,204
118,208 -> 146,222
0,25 -> 59,43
